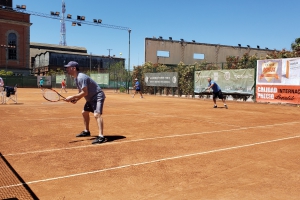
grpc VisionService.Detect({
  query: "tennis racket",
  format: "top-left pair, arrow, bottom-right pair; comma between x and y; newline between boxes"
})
200,87 -> 210,93
43,88 -> 68,102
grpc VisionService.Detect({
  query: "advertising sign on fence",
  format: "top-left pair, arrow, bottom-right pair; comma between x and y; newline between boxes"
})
256,58 -> 300,104
90,73 -> 109,85
144,72 -> 178,87
55,75 -> 66,84
194,69 -> 254,95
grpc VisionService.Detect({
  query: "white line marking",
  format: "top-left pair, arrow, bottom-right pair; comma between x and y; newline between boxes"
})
1,134 -> 299,189
2,121 -> 299,157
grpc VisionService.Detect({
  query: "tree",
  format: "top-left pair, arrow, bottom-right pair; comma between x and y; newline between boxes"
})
291,38 -> 300,51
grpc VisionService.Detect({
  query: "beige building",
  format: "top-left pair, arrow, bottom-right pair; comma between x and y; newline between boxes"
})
145,37 -> 274,66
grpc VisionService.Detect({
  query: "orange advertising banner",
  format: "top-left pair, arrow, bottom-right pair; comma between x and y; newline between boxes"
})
256,85 -> 300,104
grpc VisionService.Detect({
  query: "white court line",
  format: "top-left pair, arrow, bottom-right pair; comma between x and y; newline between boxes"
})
1,134 -> 300,189
0,114 -> 146,122
2,121 -> 299,157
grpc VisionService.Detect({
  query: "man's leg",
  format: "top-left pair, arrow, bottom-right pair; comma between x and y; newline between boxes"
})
222,98 -> 228,109
92,98 -> 105,144
94,113 -> 103,137
82,110 -> 90,131
132,90 -> 137,98
76,110 -> 91,137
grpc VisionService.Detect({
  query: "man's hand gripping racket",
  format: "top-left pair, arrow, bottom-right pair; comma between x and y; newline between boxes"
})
43,88 -> 77,103
200,87 -> 210,93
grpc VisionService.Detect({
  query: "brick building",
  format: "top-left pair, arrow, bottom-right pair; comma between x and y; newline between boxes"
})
0,0 -> 31,75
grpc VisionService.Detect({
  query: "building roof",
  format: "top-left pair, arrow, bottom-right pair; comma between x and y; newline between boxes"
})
30,42 -> 87,51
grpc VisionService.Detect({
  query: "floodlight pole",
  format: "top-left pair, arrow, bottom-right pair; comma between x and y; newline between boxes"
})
90,52 -> 92,74
128,29 -> 131,94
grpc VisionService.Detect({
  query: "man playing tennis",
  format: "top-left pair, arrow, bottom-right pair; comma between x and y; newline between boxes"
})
207,77 -> 228,109
64,61 -> 106,144
39,77 -> 44,91
132,78 -> 143,98
61,78 -> 67,93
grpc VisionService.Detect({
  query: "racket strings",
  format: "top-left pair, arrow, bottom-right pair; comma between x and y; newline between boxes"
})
44,90 -> 60,101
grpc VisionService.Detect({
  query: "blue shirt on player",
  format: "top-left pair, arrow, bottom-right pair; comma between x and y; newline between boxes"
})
135,81 -> 140,90
208,80 -> 221,93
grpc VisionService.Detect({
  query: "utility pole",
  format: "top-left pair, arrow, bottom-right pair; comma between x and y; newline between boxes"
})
90,52 -> 92,74
107,49 -> 112,57
107,49 -> 114,90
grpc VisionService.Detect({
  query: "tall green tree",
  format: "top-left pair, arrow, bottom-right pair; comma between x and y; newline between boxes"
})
291,38 -> 300,51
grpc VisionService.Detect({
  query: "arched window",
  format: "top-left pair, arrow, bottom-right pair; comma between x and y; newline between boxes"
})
8,33 -> 17,60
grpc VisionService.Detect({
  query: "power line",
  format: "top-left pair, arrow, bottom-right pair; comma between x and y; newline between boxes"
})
1,6 -> 130,31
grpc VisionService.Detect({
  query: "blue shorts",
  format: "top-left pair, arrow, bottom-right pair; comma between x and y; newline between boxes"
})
83,92 -> 105,114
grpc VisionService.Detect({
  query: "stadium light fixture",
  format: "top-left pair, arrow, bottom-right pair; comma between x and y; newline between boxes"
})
67,14 -> 72,19
77,15 -> 85,20
93,19 -> 102,24
50,11 -> 60,16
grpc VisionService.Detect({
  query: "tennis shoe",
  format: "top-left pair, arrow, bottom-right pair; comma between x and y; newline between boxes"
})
213,105 -> 217,108
224,104 -> 228,109
76,131 -> 91,137
92,136 -> 106,144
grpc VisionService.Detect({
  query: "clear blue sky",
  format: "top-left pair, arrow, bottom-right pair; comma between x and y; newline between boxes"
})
13,0 -> 300,70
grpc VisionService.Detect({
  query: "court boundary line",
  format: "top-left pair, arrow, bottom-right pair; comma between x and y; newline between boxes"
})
2,121 -> 299,157
1,134 -> 299,189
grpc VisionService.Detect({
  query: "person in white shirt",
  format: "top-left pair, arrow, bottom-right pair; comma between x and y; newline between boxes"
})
0,76 -> 4,104
0,76 -> 4,87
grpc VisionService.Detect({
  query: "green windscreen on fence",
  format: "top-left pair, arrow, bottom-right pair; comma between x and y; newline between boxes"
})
194,69 -> 255,95
90,73 -> 109,85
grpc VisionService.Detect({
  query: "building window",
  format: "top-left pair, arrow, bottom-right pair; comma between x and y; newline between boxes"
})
8,33 -> 17,60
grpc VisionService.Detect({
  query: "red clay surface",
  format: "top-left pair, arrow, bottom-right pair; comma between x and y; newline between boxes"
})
0,88 -> 300,200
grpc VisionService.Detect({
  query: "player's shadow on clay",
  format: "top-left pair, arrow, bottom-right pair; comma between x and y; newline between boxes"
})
215,106 -> 227,109
89,135 -> 126,143
69,135 -> 126,143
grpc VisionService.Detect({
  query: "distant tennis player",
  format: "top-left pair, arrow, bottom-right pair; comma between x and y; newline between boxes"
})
207,77 -> 228,109
61,78 -> 67,93
39,77 -> 44,91
0,76 -> 4,104
132,78 -> 143,98
64,61 -> 106,144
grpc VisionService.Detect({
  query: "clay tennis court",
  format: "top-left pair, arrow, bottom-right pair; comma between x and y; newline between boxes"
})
0,88 -> 299,200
